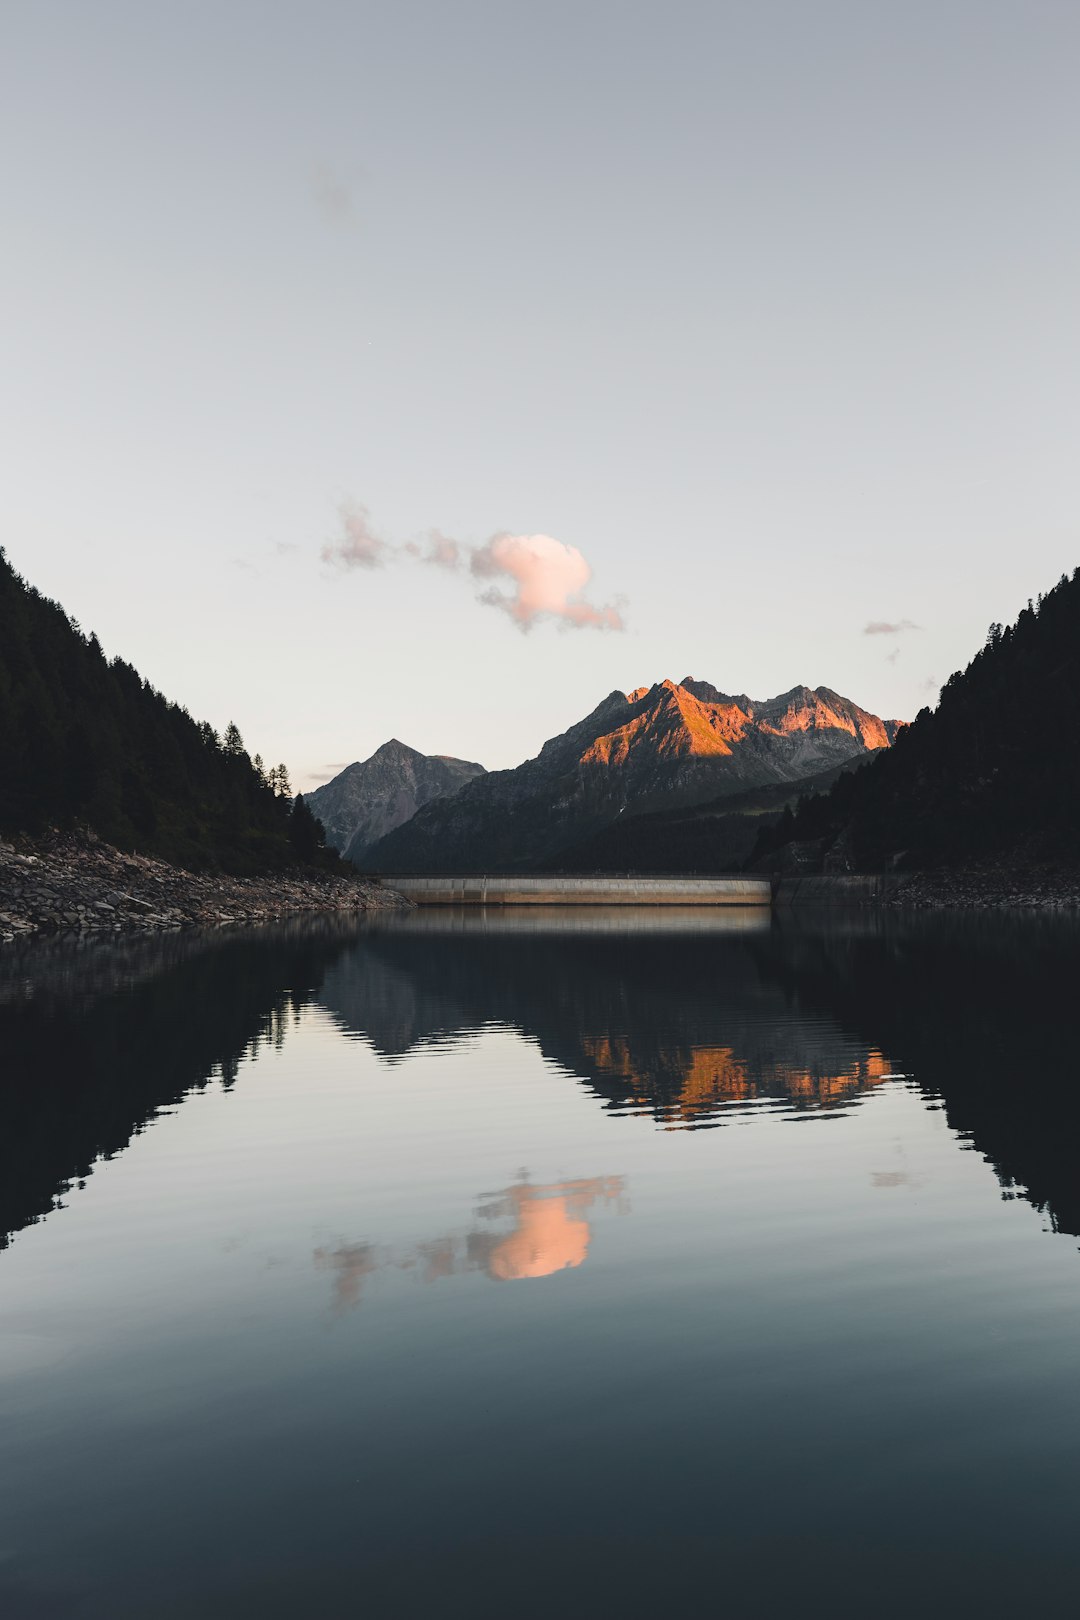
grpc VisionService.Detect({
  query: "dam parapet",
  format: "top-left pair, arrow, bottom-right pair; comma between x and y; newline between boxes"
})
378,875 -> 772,906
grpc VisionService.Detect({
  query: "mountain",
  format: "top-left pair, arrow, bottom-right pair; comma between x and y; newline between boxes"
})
364,678 -> 900,873
752,566 -> 1080,873
307,741 -> 486,864
0,548 -> 330,873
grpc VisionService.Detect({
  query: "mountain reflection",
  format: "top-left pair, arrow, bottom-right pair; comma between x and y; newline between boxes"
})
315,1174 -> 625,1307
318,916 -> 898,1126
581,1035 -> 896,1125
4,907 -> 1080,1260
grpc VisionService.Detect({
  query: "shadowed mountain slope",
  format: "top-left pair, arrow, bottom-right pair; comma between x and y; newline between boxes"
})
307,741 -> 485,863
364,678 -> 899,873
544,759 -> 867,874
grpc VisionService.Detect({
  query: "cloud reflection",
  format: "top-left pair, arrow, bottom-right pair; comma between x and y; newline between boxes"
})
315,1174 -> 625,1311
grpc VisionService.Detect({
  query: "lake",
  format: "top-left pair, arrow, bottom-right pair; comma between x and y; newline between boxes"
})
2,906 -> 1080,1617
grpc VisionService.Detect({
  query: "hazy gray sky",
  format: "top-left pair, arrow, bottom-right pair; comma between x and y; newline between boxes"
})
4,0 -> 1078,784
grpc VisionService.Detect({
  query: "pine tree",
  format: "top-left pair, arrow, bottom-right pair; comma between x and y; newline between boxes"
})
288,795 -> 326,862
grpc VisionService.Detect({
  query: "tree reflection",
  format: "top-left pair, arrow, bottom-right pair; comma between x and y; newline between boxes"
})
5,908 -> 1080,1266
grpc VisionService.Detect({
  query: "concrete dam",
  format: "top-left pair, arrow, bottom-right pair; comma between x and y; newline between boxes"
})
379,874 -> 773,906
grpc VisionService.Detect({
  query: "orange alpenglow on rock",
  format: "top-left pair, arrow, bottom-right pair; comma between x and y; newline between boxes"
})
591,679 -> 894,766
583,681 -> 747,767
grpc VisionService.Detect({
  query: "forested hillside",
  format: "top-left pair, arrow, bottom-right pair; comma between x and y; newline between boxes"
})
543,762 -> 862,874
753,568 -> 1080,872
0,549 -> 333,873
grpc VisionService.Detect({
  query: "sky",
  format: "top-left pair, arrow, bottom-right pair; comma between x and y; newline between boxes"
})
3,0 -> 1079,786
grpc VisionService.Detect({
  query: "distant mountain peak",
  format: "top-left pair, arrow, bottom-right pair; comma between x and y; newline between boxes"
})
307,743 -> 486,862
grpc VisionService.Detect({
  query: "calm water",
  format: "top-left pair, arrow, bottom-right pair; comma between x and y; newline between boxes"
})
3,906 -> 1080,1617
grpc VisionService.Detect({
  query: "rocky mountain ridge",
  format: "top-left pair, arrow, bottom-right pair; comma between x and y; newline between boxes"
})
365,677 -> 900,873
307,740 -> 486,865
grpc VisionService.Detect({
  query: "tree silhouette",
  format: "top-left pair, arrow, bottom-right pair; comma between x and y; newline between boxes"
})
0,548 -> 349,876
753,566 -> 1080,871
288,795 -> 327,862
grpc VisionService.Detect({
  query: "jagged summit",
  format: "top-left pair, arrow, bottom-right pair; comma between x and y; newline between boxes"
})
307,743 -> 486,863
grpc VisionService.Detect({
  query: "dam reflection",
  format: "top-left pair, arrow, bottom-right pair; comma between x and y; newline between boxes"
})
315,1174 -> 626,1308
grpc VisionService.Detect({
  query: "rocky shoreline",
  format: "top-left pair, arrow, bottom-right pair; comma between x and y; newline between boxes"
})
890,863 -> 1080,909
0,832 -> 405,943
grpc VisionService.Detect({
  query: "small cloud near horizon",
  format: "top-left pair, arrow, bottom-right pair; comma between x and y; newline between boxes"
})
321,502 -> 624,632
864,619 -> 921,636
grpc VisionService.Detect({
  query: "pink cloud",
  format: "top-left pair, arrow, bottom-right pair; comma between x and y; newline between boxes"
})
319,500 -> 624,630
321,502 -> 388,569
469,533 -> 623,632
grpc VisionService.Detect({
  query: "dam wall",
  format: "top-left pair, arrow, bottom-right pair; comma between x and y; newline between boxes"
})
379,874 -> 773,907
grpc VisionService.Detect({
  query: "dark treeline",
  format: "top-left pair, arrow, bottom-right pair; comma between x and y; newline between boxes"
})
0,548 -> 336,872
753,566 -> 1080,871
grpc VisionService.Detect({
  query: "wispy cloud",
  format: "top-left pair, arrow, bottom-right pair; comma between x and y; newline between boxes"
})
321,501 -> 388,569
885,647 -> 901,665
864,619 -> 921,636
304,761 -> 353,785
321,502 -> 624,631
423,531 -> 462,570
